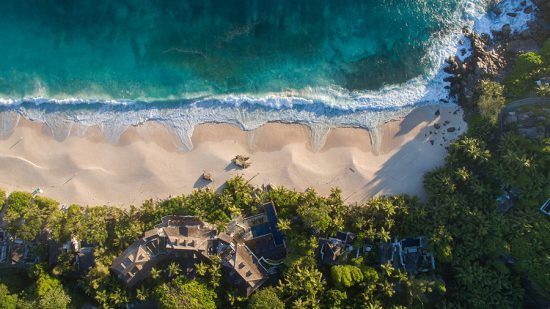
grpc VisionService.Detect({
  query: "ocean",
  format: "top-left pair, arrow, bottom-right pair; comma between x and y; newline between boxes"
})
0,0 -> 535,149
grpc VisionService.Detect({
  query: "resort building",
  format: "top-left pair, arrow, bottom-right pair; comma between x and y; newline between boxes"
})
48,237 -> 95,277
318,231 -> 356,265
111,203 -> 287,295
111,216 -> 218,288
218,203 -> 286,296
218,240 -> 269,297
393,237 -> 435,274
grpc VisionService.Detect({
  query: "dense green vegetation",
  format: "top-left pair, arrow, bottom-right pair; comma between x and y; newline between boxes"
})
0,123 -> 547,308
475,80 -> 506,124
0,41 -> 548,309
504,38 -> 550,98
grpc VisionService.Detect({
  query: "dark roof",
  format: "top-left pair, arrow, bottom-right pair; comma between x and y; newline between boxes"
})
401,237 -> 421,248
318,232 -> 356,265
221,243 -> 268,297
77,247 -> 95,275
111,216 -> 217,288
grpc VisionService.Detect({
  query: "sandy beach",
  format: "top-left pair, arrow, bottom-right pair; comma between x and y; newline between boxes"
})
0,105 -> 465,207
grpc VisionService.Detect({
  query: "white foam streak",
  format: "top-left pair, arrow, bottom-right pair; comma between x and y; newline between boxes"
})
0,0 -> 536,149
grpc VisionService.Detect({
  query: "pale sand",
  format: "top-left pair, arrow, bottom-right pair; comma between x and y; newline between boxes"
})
0,105 -> 465,207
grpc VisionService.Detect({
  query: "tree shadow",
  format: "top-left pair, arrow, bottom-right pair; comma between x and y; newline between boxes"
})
224,162 -> 240,171
347,107 -> 465,203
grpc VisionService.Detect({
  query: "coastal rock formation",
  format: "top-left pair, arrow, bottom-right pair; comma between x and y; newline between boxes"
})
503,103 -> 549,140
445,30 -> 507,108
445,0 -> 549,110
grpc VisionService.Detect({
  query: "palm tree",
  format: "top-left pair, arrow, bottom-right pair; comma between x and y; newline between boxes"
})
135,286 -> 147,301
195,262 -> 208,277
150,267 -> 161,280
277,218 -> 291,232
167,262 -> 181,279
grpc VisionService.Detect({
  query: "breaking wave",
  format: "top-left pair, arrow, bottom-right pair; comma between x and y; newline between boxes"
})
0,0 -> 535,149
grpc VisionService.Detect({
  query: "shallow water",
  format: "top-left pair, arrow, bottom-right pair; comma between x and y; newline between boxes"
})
0,0 -> 535,147
0,0 -> 476,99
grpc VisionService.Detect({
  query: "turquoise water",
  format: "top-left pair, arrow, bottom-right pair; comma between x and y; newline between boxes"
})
0,0 -> 465,100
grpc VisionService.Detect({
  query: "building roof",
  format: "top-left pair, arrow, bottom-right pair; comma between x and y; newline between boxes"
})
111,216 -> 217,288
319,232 -> 355,265
76,247 -> 95,275
111,204 -> 286,294
396,237 -> 435,274
221,243 -> 269,297
218,203 -> 287,295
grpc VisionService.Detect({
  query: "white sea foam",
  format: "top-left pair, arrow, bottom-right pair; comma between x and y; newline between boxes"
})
0,0 -> 536,149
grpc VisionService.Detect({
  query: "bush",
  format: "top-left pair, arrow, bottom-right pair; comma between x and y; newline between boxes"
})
156,278 -> 217,309
248,288 -> 285,309
504,52 -> 544,98
330,265 -> 364,288
475,80 -> 505,124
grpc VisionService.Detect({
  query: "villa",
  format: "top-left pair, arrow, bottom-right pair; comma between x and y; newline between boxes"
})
318,231 -> 356,265
394,237 -> 435,274
111,216 -> 218,288
217,203 -> 287,296
111,203 -> 287,294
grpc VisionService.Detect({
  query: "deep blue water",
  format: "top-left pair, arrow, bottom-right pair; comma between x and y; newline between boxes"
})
0,0 -> 464,100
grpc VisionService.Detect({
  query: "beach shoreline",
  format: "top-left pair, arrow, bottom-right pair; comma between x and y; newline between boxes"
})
0,104 -> 466,207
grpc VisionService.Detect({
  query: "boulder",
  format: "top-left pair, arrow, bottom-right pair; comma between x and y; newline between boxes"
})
232,155 -> 251,169
202,171 -> 213,182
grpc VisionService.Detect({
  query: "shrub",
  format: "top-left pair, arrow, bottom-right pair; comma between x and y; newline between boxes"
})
248,288 -> 285,309
505,52 -> 544,97
330,265 -> 364,288
475,80 -> 505,124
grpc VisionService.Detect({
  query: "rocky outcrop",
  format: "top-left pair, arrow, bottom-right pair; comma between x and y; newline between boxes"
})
444,30 -> 507,108
504,109 -> 549,139
445,0 -> 549,111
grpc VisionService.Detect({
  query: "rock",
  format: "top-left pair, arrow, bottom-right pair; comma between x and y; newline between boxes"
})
447,127 -> 456,133
524,6 -> 533,14
202,171 -> 213,181
261,183 -> 275,191
518,127 -> 541,139
501,24 -> 512,36
430,140 -> 434,145
508,39 -> 539,53
520,1 -> 526,6
505,114 -> 518,125
507,12 -> 517,17
435,109 -> 440,116
232,155 -> 251,169
434,123 -> 441,129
